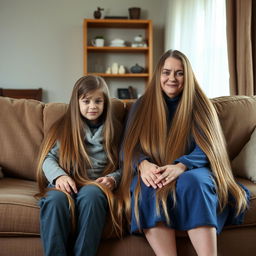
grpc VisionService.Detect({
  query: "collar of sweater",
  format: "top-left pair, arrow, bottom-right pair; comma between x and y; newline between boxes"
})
163,92 -> 181,106
84,123 -> 104,145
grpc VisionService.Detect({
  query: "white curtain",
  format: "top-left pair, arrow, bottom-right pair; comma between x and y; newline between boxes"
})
165,0 -> 229,98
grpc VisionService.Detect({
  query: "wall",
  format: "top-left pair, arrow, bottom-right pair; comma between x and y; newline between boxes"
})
0,0 -> 167,103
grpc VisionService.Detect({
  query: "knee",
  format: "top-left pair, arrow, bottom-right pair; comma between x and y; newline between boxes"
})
176,168 -> 214,194
139,178 -> 156,198
40,190 -> 70,211
77,185 -> 108,208
130,177 -> 156,205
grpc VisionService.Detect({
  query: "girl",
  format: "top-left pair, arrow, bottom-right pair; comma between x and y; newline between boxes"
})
118,50 -> 250,256
36,75 -> 122,256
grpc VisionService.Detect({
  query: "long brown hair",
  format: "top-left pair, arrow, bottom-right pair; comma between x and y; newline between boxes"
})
36,75 -> 122,235
119,50 -> 248,228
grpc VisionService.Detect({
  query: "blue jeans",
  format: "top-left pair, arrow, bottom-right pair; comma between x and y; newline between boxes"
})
39,184 -> 108,256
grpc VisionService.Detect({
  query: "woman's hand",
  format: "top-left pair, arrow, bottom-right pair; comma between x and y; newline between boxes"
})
96,176 -> 116,190
154,163 -> 187,186
55,175 -> 78,194
139,160 -> 162,189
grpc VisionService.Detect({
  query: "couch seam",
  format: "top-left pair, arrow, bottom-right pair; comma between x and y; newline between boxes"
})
0,231 -> 40,236
0,202 -> 39,208
224,223 -> 256,230
211,96 -> 256,104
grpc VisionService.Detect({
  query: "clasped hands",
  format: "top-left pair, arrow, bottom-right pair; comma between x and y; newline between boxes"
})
139,160 -> 187,189
55,175 -> 115,194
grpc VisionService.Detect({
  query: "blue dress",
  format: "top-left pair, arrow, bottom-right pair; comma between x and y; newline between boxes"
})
129,95 -> 250,234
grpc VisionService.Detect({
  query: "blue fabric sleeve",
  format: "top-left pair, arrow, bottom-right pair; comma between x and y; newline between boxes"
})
132,153 -> 151,172
42,143 -> 68,184
174,141 -> 209,169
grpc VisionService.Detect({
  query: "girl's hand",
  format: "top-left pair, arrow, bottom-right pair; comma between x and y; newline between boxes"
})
154,163 -> 187,186
139,160 -> 162,189
55,175 -> 78,194
96,176 -> 116,190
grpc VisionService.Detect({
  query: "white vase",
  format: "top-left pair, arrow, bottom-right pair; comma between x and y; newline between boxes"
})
105,67 -> 111,74
111,62 -> 119,74
118,65 -> 125,74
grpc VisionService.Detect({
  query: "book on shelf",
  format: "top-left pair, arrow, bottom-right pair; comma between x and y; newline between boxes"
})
117,86 -> 137,99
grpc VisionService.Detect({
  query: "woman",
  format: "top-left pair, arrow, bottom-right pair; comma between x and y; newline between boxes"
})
118,50 -> 250,256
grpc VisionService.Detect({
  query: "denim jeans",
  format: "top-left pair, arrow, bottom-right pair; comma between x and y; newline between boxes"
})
39,184 -> 108,256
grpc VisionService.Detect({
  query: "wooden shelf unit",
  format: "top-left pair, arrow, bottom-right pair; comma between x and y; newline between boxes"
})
87,46 -> 149,52
83,19 -> 153,98
87,73 -> 149,78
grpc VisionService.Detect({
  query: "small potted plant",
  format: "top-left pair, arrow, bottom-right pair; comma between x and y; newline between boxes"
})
95,35 -> 104,39
92,36 -> 105,47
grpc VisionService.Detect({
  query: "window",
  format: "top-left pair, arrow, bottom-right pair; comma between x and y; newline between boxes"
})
165,0 -> 229,97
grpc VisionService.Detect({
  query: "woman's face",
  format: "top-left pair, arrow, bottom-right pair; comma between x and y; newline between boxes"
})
160,57 -> 184,98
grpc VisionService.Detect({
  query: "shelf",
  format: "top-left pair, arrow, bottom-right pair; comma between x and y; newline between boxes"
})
83,19 -> 153,97
87,73 -> 149,78
85,19 -> 151,28
87,46 -> 149,52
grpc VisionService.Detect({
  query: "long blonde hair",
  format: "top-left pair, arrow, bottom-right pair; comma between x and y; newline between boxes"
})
119,50 -> 248,228
36,75 -> 122,236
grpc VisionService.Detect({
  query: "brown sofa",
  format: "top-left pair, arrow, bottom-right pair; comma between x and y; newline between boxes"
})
0,95 -> 255,256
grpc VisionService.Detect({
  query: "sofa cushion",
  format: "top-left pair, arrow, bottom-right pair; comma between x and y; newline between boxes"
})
0,97 -> 126,182
43,102 -> 67,136
0,177 -> 122,239
233,178 -> 256,226
232,128 -> 256,183
0,177 -> 255,238
0,178 -> 40,236
43,98 -> 127,135
127,96 -> 256,161
111,98 -> 128,123
212,96 -> 256,160
0,97 -> 44,181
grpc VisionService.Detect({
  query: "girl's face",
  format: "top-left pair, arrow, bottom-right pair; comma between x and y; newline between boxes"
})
160,57 -> 184,98
79,89 -> 104,124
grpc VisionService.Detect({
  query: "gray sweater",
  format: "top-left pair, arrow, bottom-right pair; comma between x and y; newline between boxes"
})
42,124 -> 121,185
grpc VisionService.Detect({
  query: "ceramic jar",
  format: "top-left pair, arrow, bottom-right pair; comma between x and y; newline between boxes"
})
130,63 -> 144,73
118,65 -> 125,74
111,62 -> 119,74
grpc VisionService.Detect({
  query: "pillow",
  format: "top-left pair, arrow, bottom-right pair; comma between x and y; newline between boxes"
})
231,128 -> 256,183
0,166 -> 3,178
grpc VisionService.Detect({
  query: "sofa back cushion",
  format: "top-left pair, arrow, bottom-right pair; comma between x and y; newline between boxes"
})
126,96 -> 256,161
0,97 -> 127,181
43,102 -> 68,136
212,96 -> 256,160
231,128 -> 256,182
1,94 -> 254,181
43,98 -> 127,135
0,97 -> 44,180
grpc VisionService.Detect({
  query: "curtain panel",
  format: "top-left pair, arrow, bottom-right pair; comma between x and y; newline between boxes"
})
165,0 -> 229,98
226,0 -> 256,95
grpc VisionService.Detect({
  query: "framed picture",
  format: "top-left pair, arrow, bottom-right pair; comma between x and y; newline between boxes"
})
117,88 -> 130,99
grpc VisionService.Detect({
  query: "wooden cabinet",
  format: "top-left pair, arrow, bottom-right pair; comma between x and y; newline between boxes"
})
0,88 -> 42,101
83,19 -> 153,100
